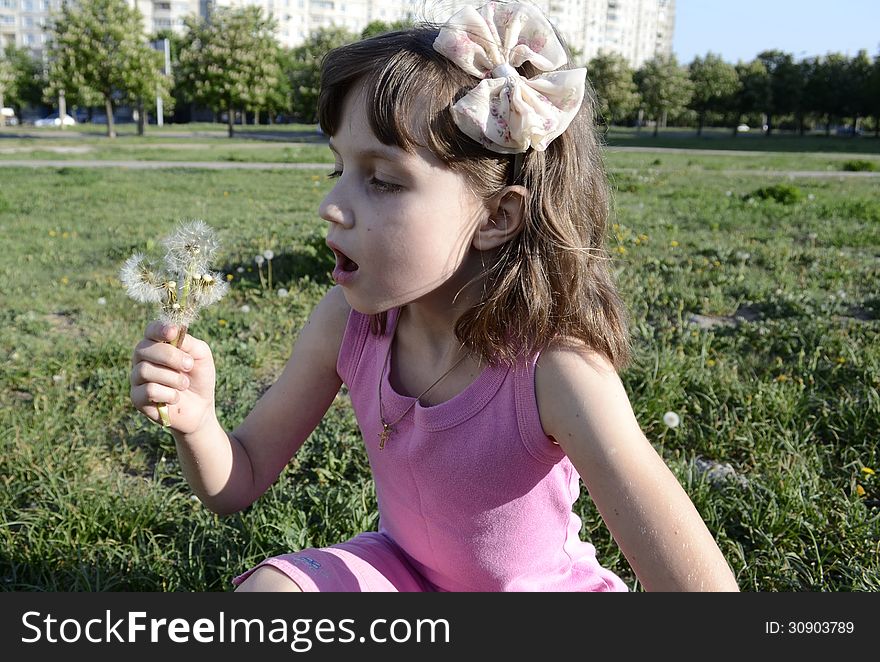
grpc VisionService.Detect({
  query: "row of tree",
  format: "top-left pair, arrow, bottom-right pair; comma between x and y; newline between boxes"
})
1,0 -> 878,139
591,49 -> 880,137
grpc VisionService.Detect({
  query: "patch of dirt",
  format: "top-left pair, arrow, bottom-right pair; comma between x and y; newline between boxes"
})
43,310 -> 84,337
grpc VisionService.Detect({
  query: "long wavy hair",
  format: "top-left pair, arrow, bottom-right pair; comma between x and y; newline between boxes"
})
318,26 -> 632,371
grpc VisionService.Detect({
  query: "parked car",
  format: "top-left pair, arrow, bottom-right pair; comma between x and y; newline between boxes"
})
34,112 -> 77,127
1,107 -> 18,126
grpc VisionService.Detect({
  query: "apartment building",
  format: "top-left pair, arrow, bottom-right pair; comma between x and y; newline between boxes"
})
1,0 -> 674,69
209,0 -> 674,67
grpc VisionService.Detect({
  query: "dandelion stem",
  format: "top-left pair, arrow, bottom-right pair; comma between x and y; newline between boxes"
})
267,260 -> 273,291
156,323 -> 188,427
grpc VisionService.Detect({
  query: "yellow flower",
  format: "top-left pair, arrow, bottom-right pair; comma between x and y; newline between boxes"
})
218,319 -> 227,327
60,276 -> 69,285
62,231 -> 69,238
706,359 -> 716,367
616,245 -> 627,255
862,467 -> 875,476
775,374 -> 788,382
670,240 -> 679,247
49,230 -> 57,237
226,273 -> 234,281
223,191 -> 229,197
836,357 -> 846,364
856,484 -> 866,496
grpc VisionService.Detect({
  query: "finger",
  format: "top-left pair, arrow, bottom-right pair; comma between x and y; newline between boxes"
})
133,341 -> 195,373
130,361 -> 191,391
132,382 -> 181,408
176,334 -> 211,362
145,320 -> 179,343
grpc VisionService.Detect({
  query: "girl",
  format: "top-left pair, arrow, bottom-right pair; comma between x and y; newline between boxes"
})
129,2 -> 739,592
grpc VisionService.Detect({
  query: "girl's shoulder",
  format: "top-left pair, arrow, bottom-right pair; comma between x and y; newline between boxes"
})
533,337 -> 628,440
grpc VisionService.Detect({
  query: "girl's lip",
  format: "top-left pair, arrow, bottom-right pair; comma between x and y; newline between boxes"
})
327,241 -> 359,272
332,263 -> 358,285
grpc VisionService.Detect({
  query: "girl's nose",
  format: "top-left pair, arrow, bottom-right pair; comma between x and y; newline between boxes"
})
319,188 -> 353,228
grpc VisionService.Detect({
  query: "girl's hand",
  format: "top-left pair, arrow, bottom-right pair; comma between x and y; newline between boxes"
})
130,322 -> 216,435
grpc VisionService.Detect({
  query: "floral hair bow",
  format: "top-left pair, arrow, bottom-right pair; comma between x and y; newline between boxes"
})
433,2 -> 586,154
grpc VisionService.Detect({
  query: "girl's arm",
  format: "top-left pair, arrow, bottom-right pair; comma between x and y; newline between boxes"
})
535,342 -> 740,592
172,285 -> 350,515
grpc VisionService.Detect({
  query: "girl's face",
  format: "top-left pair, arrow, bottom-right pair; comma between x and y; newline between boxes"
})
320,90 -> 488,315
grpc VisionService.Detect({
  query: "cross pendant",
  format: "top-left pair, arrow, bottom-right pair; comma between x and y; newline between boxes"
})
378,423 -> 392,450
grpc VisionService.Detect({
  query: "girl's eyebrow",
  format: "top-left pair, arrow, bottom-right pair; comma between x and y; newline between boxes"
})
327,141 -> 405,164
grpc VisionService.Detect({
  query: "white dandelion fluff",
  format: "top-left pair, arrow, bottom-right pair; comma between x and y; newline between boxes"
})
162,219 -> 220,275
277,288 -> 289,298
254,254 -> 265,266
663,411 -> 680,428
119,253 -> 164,304
262,249 -> 274,260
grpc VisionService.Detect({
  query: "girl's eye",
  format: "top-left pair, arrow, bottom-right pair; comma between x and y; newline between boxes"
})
369,177 -> 403,194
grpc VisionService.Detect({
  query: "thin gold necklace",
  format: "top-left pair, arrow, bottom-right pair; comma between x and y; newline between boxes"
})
377,333 -> 469,450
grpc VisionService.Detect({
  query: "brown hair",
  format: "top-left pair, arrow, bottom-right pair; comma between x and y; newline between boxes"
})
318,26 -> 632,371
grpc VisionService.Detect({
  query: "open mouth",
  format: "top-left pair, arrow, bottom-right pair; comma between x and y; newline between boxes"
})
333,248 -> 359,272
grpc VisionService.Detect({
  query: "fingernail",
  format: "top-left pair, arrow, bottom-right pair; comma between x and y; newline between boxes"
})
183,356 -> 194,370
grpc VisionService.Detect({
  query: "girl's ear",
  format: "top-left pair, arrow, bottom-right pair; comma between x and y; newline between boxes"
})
472,185 -> 528,251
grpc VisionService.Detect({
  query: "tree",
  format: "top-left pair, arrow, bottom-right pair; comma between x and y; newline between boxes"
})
284,27 -> 357,124
870,52 -> 880,138
635,55 -> 692,137
732,59 -> 769,137
360,19 -> 414,40
687,53 -> 739,136
0,53 -> 14,114
810,53 -> 850,135
587,53 -> 638,126
44,0 -> 166,138
177,6 -> 285,137
756,50 -> 803,136
846,50 -> 873,135
3,45 -> 44,114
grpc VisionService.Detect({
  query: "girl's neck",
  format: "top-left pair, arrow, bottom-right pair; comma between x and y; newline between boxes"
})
395,248 -> 490,364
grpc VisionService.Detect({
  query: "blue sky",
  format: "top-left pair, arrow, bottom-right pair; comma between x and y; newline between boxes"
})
672,0 -> 880,64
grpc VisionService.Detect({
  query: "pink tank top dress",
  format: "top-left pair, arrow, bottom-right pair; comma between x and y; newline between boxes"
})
232,306 -> 627,592
339,307 -> 626,592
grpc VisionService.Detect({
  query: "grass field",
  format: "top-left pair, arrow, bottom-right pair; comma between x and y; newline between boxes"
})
0,136 -> 878,591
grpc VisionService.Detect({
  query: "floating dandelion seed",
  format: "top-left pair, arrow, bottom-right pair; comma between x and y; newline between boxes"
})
120,220 -> 228,427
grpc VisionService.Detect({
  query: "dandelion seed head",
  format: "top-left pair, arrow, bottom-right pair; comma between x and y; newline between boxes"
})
163,219 -> 219,274
120,253 -> 164,304
191,271 -> 229,307
277,288 -> 289,298
255,254 -> 265,266
263,249 -> 274,260
240,304 -> 251,313
663,411 -> 680,428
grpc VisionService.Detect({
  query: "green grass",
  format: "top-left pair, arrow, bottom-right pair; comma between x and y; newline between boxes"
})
0,147 -> 878,591
605,125 -> 880,154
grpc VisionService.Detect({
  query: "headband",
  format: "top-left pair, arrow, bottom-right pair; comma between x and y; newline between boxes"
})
433,2 -> 586,154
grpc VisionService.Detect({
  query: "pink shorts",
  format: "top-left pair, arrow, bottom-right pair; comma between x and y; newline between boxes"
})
231,531 -> 435,592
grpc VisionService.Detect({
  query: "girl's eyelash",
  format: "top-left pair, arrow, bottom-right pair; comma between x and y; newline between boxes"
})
369,177 -> 403,194
326,169 -> 402,193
